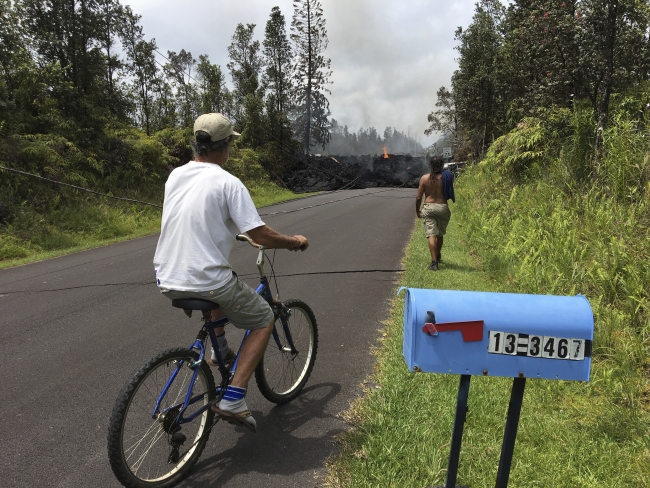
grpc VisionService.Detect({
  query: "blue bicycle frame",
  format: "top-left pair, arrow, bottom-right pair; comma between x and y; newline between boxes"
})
151,239 -> 300,426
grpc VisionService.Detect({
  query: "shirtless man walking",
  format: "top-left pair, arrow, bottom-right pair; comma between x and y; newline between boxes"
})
415,156 -> 455,271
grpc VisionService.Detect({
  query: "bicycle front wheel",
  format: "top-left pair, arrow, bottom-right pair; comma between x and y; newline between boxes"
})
255,299 -> 318,404
107,347 -> 216,488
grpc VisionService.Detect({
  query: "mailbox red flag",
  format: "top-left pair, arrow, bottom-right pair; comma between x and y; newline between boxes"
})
422,320 -> 484,342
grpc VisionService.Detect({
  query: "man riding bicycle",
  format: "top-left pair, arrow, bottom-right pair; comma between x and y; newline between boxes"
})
153,113 -> 308,433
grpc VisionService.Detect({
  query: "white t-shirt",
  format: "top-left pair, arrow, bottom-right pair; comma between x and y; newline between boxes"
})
153,161 -> 265,291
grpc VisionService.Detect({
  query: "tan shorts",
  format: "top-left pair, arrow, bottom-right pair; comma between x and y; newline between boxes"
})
422,203 -> 451,237
161,273 -> 274,330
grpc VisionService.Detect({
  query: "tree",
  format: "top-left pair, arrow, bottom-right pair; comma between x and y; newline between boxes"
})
499,0 -> 650,150
291,0 -> 332,154
19,0 -> 111,137
451,0 -> 506,158
196,55 -> 230,116
96,0 -> 128,116
120,6 -> 159,134
261,7 -> 296,171
0,0 -> 25,129
263,7 -> 293,114
164,49 -> 198,128
227,23 -> 265,147
150,80 -> 176,132
425,86 -> 459,139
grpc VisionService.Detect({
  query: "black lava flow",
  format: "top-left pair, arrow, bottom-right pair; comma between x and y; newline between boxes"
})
283,154 -> 427,193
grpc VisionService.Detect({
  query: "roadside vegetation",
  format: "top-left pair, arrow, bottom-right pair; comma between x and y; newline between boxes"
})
0,142 -> 304,269
326,94 -> 650,486
326,0 -> 650,482
1,1 -> 332,269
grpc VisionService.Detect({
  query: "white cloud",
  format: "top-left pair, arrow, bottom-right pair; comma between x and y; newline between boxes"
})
124,0 -> 476,146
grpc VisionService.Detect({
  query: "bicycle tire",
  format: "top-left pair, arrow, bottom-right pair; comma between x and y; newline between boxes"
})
107,347 -> 216,488
255,299 -> 318,404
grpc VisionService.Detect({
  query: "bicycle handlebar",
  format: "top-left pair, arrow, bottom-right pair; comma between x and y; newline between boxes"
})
236,233 -> 264,249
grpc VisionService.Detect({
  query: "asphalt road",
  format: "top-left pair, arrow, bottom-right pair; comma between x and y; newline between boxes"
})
0,188 -> 415,487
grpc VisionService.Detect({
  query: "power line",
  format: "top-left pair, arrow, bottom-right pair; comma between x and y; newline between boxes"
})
0,165 -> 163,208
153,49 -> 200,85
258,188 -> 398,217
1,164 -> 410,219
0,268 -> 406,295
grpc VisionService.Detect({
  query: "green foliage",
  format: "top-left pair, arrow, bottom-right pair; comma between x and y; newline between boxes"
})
0,198 -> 163,266
481,117 -> 547,177
452,0 -> 506,157
263,7 -> 294,114
436,0 -> 650,162
455,111 -> 650,419
0,1 -> 321,266
326,217 -> 650,487
328,83 -> 650,488
599,113 -> 650,201
197,54 -> 231,116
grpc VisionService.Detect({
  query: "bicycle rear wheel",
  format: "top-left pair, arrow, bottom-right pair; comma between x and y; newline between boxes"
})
108,347 -> 216,488
255,299 -> 318,404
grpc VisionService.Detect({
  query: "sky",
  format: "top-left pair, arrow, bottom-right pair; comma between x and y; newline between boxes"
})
123,0 -> 477,148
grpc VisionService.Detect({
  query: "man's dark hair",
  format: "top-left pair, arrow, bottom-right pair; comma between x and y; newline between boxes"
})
429,156 -> 444,178
191,130 -> 230,157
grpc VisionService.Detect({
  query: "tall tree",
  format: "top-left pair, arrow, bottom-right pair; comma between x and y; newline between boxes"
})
164,49 -> 198,128
262,7 -> 296,171
0,0 -> 25,129
196,54 -> 231,116
291,0 -> 332,154
451,0 -> 506,158
96,0 -> 126,114
499,0 -> 650,147
120,6 -> 159,134
425,86 -> 459,140
150,81 -> 176,132
227,23 -> 265,147
263,7 -> 293,114
18,0 -> 123,140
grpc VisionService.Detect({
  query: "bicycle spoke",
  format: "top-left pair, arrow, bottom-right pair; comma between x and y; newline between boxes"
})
109,348 -> 216,485
123,420 -> 160,460
131,427 -> 166,476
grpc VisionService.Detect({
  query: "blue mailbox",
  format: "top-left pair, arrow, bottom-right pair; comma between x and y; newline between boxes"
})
402,288 -> 593,381
400,288 -> 595,488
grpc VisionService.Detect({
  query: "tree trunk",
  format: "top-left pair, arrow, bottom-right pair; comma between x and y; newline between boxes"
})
594,0 -> 619,158
305,1 -> 312,155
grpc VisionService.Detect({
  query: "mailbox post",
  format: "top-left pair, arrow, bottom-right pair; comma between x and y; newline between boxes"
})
400,288 -> 594,488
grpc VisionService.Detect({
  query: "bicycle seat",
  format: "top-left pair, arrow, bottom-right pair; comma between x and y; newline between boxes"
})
171,299 -> 220,311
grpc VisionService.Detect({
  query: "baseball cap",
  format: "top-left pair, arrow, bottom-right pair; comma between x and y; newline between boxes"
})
193,113 -> 240,142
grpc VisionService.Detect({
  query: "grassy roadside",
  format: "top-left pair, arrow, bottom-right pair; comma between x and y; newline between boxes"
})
325,211 -> 650,486
0,185 -> 311,270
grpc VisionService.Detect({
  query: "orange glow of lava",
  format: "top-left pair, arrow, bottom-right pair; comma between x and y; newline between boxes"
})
383,146 -> 389,158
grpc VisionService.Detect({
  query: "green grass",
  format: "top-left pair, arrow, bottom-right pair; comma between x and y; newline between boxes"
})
325,212 -> 650,487
0,184 -> 311,270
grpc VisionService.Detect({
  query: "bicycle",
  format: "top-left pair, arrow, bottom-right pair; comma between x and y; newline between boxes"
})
107,234 -> 318,488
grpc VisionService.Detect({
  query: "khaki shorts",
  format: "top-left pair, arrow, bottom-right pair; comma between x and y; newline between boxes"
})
162,273 -> 274,330
422,203 -> 451,237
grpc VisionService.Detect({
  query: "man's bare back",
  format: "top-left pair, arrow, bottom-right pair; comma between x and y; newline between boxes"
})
417,172 -> 446,205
